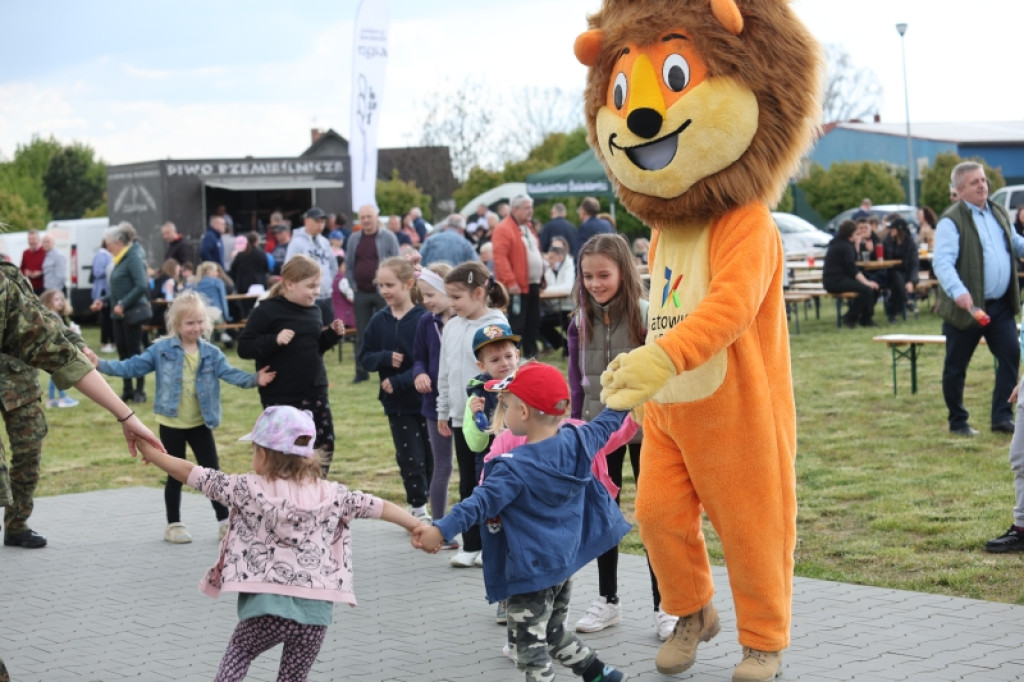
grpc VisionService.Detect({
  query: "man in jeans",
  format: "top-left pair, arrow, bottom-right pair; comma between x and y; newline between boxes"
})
345,205 -> 400,383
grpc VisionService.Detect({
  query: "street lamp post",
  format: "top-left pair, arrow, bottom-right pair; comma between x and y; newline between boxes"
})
896,22 -> 916,208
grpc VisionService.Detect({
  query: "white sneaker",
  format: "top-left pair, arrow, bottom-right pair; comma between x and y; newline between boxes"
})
654,607 -> 679,641
575,597 -> 622,632
502,642 -> 516,661
164,522 -> 192,544
100,344 -> 116,354
410,506 -> 432,523
450,549 -> 481,567
474,552 -> 483,567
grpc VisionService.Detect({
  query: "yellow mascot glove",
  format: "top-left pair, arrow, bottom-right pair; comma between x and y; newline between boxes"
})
600,343 -> 676,410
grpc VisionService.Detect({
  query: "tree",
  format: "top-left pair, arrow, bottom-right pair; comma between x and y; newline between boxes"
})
920,151 -> 1005,215
43,143 -> 106,220
376,170 -> 432,221
495,87 -> 584,161
419,79 -> 496,182
822,43 -> 883,124
797,161 -> 905,220
0,188 -> 47,231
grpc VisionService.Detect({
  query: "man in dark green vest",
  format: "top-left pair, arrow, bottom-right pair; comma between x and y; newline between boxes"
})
933,162 -> 1024,438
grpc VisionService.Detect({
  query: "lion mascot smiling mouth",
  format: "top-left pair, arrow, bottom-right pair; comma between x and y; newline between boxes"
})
576,1 -> 822,679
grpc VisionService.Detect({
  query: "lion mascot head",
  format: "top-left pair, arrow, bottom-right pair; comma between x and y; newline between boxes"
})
575,0 -> 823,225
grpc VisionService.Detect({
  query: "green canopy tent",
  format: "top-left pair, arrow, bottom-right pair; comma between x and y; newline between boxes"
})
525,148 -> 617,219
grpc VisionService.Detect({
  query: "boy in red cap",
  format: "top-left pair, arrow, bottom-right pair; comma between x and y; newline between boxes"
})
413,361 -> 632,682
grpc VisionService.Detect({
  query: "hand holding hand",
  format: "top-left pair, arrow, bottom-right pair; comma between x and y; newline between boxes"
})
83,347 -> 99,368
256,366 -> 277,386
600,343 -> 676,410
276,329 -> 295,346
411,525 -> 444,553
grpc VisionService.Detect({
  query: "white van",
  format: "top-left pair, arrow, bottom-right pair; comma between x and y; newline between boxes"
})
45,217 -> 111,313
990,184 -> 1024,217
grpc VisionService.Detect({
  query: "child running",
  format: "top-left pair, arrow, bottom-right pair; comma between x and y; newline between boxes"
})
358,257 -> 432,521
237,255 -> 346,475
435,260 -> 509,567
39,289 -> 80,408
413,361 -> 631,682
136,405 -> 423,682
93,290 -> 275,543
411,262 -> 457,529
567,233 -> 674,639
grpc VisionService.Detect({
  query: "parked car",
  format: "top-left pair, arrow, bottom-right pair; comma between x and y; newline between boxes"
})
824,204 -> 919,235
772,212 -> 832,258
990,184 -> 1024,217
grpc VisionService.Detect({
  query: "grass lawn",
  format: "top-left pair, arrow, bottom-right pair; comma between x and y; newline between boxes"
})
23,304 -> 1024,605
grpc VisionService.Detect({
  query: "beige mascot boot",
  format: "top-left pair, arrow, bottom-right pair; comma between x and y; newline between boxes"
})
655,601 -> 720,674
733,646 -> 782,681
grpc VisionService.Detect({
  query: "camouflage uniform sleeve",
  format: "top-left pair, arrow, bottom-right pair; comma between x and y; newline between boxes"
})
0,264 -> 93,389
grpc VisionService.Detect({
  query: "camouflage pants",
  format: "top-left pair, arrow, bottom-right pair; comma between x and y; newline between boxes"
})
1,400 -> 46,534
507,578 -> 597,682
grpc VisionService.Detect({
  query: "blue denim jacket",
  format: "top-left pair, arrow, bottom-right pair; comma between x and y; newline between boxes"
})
98,337 -> 257,429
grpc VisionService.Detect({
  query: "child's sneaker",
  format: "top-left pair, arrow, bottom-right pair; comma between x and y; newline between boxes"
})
409,505 -> 431,523
654,606 -> 679,641
450,549 -> 480,567
100,343 -> 117,354
594,665 -> 627,682
575,596 -> 621,632
495,600 -> 507,624
56,397 -> 79,408
502,642 -> 516,661
732,647 -> 781,681
163,522 -> 192,544
45,399 -> 58,408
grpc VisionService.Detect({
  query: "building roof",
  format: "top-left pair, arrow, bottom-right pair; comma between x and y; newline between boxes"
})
836,120 -> 1024,145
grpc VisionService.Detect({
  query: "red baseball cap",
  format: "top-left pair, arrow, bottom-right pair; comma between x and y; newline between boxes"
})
485,361 -> 569,416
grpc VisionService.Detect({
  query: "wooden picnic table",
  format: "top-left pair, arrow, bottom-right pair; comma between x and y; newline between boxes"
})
860,259 -> 902,271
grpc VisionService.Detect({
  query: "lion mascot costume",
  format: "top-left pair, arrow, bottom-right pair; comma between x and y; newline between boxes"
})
574,1 -> 822,680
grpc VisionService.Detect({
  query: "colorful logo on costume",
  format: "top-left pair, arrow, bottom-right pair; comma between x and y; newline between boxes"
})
485,516 -> 503,534
662,266 -> 684,307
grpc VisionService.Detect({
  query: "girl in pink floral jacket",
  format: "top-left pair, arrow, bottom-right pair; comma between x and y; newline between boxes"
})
138,405 -> 421,682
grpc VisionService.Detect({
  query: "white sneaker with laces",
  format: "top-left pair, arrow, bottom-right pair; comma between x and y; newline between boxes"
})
575,596 -> 622,632
654,607 -> 679,641
450,549 -> 481,567
164,522 -> 192,544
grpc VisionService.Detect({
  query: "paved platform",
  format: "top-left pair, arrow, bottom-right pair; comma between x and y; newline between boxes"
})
3,487 -> 1024,681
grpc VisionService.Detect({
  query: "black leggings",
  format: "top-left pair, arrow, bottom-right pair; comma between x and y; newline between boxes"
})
387,414 -> 434,509
452,426 -> 481,552
597,442 -> 663,610
159,424 -> 228,524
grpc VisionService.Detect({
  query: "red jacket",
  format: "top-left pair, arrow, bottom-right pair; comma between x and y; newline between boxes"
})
492,216 -> 540,291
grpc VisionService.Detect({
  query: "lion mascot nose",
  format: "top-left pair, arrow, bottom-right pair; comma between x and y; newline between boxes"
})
627,108 -> 663,139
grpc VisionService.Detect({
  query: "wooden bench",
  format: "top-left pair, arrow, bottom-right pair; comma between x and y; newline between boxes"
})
783,291 -> 814,334
873,334 -> 950,395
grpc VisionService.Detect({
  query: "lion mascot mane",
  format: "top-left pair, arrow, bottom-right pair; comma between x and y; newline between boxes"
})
575,0 -> 822,678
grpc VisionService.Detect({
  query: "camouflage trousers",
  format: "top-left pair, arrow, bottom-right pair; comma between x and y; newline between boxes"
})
1,400 -> 46,534
507,578 -> 597,682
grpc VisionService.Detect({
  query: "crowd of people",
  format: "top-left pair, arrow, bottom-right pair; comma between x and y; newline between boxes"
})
0,195 -> 671,681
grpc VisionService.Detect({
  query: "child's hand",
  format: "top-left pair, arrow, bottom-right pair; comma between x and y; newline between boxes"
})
276,329 -> 295,346
82,347 -> 100,368
329,319 -> 346,336
414,373 -> 432,394
391,351 -> 404,368
411,525 -> 444,553
256,366 -> 277,386
438,420 -> 451,437
468,395 -> 485,414
381,378 -> 393,394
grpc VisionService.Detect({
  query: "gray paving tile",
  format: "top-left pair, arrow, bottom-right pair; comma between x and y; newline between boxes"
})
4,487 -> 1024,681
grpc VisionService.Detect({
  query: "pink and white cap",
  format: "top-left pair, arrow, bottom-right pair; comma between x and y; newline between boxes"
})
238,405 -> 317,457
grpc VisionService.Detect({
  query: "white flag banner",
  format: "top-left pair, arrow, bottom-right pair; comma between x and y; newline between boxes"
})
350,0 -> 389,211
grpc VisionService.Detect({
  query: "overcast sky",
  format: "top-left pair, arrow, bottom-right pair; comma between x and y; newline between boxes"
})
1,0 -> 1021,166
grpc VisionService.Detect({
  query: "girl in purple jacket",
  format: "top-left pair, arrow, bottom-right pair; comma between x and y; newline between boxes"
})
411,263 -> 459,532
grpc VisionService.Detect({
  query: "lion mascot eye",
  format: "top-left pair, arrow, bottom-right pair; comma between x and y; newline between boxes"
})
613,72 -> 628,109
662,54 -> 690,92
